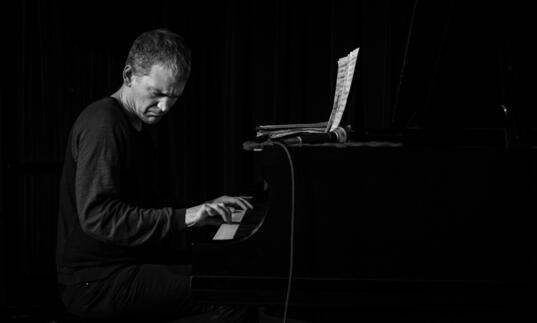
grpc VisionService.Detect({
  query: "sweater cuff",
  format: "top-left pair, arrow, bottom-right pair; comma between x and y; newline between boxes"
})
172,208 -> 187,232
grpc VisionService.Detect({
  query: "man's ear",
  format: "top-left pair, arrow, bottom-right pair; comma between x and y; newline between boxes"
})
122,65 -> 134,86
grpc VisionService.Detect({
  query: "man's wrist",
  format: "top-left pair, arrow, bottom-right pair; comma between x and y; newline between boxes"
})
185,206 -> 200,227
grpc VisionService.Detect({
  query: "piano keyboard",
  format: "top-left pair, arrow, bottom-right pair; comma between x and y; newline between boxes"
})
213,208 -> 247,240
231,208 -> 246,223
213,224 -> 240,240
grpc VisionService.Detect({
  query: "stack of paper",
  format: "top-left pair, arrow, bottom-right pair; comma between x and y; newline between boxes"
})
256,121 -> 328,140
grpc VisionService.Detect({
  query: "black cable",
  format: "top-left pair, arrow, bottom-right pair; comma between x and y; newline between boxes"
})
272,141 -> 295,323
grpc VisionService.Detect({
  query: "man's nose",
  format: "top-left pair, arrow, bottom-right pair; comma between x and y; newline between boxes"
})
158,98 -> 172,113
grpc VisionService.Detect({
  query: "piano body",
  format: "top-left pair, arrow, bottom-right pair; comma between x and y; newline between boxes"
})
191,140 -> 536,317
191,2 -> 536,318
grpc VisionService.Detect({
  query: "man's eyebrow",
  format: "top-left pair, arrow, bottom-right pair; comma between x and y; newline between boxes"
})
150,87 -> 179,98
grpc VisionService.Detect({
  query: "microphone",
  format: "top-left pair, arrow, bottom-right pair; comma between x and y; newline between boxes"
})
281,125 -> 351,145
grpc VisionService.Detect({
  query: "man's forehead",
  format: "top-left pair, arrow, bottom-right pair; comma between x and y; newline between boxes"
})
148,83 -> 185,97
145,65 -> 186,95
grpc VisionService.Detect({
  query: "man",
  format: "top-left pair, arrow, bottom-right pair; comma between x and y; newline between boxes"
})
56,29 -> 253,322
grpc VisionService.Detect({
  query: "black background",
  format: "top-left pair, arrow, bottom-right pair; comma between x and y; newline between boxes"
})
1,0 -> 536,319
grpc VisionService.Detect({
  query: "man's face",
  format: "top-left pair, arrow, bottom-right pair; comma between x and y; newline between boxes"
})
128,64 -> 186,124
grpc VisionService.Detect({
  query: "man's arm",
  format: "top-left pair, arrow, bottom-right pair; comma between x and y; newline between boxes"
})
74,122 -> 185,247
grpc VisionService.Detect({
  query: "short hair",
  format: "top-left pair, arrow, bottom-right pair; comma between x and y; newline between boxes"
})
125,29 -> 191,82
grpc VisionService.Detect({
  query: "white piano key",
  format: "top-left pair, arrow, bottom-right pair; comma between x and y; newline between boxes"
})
213,224 -> 240,240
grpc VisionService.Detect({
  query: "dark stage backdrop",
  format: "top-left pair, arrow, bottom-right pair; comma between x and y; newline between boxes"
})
1,0 -> 366,312
1,0 -> 536,314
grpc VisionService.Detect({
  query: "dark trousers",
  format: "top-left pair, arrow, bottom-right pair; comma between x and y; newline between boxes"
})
59,264 -> 256,322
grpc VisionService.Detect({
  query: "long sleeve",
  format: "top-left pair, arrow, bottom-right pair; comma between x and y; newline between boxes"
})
73,108 -> 185,247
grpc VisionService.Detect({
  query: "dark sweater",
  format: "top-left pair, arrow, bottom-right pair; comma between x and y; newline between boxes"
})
56,97 -> 186,285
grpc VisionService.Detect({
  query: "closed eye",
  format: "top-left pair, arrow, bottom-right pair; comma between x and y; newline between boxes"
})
151,91 -> 179,99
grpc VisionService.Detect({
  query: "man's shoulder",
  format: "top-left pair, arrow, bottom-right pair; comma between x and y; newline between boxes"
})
70,97 -> 132,151
76,97 -> 127,128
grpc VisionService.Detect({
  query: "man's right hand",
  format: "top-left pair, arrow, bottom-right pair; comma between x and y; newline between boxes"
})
185,195 -> 253,227
185,202 -> 228,227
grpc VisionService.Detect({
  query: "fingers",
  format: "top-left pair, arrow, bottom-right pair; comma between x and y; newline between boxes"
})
214,195 -> 254,211
236,196 -> 254,210
228,196 -> 253,211
196,195 -> 254,227
205,203 -> 232,224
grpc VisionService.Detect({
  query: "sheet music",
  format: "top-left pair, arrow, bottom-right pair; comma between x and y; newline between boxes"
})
252,46 -> 359,143
326,47 -> 359,132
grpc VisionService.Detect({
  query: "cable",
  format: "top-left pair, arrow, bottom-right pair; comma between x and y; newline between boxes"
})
272,141 -> 295,323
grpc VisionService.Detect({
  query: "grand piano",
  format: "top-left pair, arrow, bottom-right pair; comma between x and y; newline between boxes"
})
190,132 -> 537,321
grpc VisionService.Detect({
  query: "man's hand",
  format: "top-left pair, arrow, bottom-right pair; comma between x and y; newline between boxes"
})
185,195 -> 253,227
